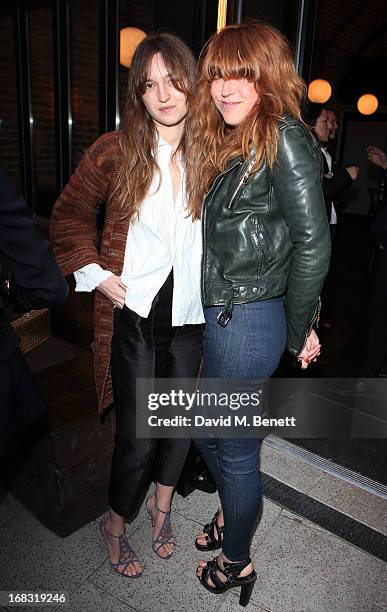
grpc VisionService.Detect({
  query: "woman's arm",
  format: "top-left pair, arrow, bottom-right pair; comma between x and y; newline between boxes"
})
50,132 -> 118,277
73,263 -> 126,309
271,122 -> 331,356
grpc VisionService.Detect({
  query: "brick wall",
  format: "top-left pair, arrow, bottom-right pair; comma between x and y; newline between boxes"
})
70,0 -> 100,169
0,15 -> 21,186
0,0 -> 155,195
68,0 -> 155,165
29,7 -> 56,190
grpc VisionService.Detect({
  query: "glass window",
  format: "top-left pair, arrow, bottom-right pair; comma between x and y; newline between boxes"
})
0,14 -> 21,187
29,7 -> 56,194
70,0 -> 101,169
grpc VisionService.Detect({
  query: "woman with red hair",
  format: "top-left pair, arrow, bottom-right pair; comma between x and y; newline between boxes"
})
186,21 -> 330,605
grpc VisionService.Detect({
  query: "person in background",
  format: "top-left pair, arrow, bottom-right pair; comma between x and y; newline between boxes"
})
0,168 -> 68,454
306,103 -> 359,328
306,103 -> 359,240
362,145 -> 387,376
367,145 -> 387,172
327,109 -> 338,142
51,33 -> 203,577
185,21 -> 330,606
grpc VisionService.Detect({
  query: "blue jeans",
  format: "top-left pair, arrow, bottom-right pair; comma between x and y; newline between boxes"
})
194,298 -> 286,560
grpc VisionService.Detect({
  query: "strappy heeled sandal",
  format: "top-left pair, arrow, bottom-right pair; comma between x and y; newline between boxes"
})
100,515 -> 143,578
146,495 -> 175,560
198,556 -> 257,607
195,508 -> 224,551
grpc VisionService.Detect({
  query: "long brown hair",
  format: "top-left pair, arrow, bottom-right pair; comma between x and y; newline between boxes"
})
185,21 -> 306,216
112,32 -> 197,221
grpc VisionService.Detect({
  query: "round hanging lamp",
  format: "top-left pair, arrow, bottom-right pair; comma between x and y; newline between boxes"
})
357,94 -> 378,116
308,79 -> 332,104
120,27 -> 146,68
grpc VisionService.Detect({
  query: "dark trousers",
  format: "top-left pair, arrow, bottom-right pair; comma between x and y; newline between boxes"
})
363,248 -> 387,376
109,271 -> 203,519
194,298 -> 286,560
320,224 -> 335,319
0,346 -> 46,453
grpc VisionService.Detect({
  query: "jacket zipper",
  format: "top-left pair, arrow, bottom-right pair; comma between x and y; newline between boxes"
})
227,155 -> 256,210
201,160 -> 243,300
257,221 -> 274,262
298,297 -> 321,358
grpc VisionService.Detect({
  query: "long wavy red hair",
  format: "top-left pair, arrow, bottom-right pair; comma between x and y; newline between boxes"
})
185,21 -> 306,216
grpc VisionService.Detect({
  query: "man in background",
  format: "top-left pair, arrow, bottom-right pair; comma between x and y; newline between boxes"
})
306,103 -> 359,327
327,109 -> 338,143
0,169 -> 68,453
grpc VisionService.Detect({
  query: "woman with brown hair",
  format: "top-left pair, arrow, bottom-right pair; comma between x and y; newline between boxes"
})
50,32 -> 204,577
185,21 -> 330,605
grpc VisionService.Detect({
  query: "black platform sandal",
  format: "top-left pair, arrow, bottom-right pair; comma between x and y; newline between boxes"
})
197,556 -> 257,607
195,509 -> 224,551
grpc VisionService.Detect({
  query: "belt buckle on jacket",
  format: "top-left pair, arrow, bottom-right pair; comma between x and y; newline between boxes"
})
217,308 -> 232,328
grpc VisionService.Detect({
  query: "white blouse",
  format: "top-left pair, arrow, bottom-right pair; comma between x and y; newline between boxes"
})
73,138 -> 204,327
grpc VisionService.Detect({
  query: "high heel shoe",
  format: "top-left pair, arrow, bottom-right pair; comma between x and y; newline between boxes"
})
100,515 -> 143,578
195,508 -> 224,551
197,556 -> 257,607
146,494 -> 175,559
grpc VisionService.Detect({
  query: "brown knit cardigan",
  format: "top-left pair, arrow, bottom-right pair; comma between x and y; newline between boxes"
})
50,132 -> 129,413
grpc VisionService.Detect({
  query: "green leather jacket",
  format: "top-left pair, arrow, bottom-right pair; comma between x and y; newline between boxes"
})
201,116 -> 331,356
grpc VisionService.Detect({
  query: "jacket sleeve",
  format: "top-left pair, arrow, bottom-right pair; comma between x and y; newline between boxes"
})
50,133 -> 116,277
271,123 -> 331,356
0,168 -> 69,311
323,166 -> 352,198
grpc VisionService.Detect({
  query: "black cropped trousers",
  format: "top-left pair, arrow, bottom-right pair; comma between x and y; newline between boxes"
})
109,271 -> 203,519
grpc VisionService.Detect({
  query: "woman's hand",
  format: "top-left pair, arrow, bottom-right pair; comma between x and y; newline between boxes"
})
298,329 -> 321,369
97,274 -> 127,309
